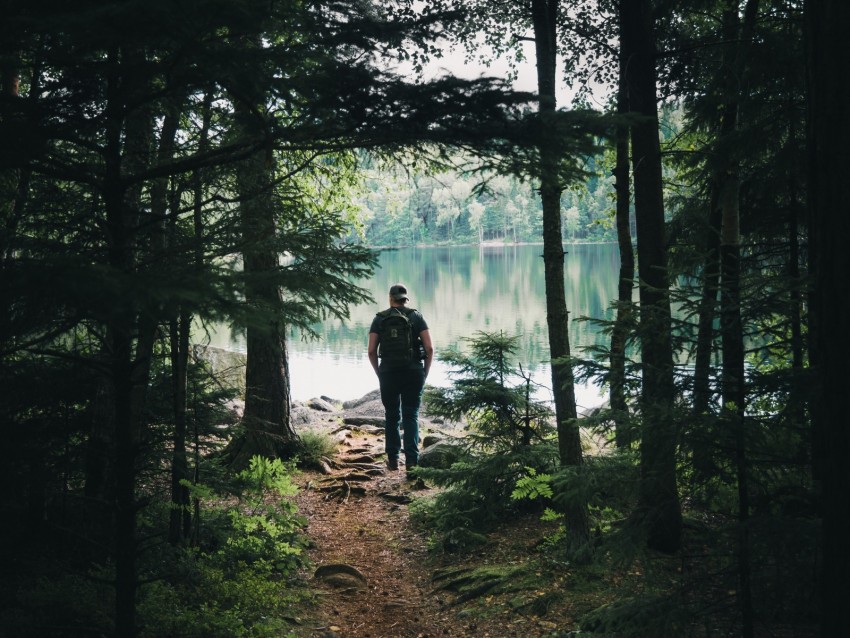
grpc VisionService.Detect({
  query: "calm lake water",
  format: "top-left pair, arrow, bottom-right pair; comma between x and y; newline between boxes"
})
207,244 -> 622,409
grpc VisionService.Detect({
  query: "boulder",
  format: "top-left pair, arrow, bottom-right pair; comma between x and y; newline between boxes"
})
191,344 -> 246,392
291,405 -> 314,425
418,440 -> 464,469
422,434 -> 443,448
307,397 -> 336,412
342,389 -> 381,409
314,563 -> 368,590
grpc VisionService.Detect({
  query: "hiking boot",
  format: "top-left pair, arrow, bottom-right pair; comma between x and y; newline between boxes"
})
386,457 -> 399,471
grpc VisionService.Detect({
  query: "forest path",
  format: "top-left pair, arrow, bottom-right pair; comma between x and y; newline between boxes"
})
286,392 -> 578,638
294,425 -> 465,638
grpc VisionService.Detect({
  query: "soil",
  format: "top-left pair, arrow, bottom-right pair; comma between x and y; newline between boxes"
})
288,394 -> 584,638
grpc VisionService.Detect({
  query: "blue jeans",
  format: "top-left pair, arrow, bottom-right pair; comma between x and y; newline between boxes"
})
379,365 -> 425,465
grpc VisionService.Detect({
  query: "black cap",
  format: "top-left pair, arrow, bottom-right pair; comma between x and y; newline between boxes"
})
389,283 -> 409,302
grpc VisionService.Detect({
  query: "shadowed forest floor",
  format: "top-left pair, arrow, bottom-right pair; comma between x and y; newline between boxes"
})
287,395 -> 614,638
283,394 -> 819,638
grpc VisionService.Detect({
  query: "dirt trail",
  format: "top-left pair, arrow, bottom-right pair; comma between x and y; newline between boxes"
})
289,397 -> 564,638
295,426 -> 463,638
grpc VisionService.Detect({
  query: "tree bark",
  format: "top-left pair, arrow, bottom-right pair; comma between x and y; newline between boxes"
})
610,33 -> 635,450
691,190 -> 722,422
226,90 -> 299,470
149,97 -> 191,546
103,45 -> 139,637
531,0 -> 589,548
713,3 -> 759,632
105,43 -> 157,636
620,0 -> 682,553
805,2 -> 850,636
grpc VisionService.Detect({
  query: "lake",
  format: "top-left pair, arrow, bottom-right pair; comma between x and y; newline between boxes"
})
206,244 -> 622,409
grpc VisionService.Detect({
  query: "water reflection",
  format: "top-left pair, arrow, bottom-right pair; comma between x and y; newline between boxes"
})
207,244 -> 621,407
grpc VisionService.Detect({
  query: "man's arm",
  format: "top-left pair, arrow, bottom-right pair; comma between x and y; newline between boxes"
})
368,332 -> 380,376
419,329 -> 434,379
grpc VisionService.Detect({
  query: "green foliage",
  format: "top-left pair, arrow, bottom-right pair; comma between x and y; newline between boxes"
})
350,158 -> 617,247
579,594 -> 688,638
138,456 -> 308,637
412,444 -> 560,535
415,332 -> 560,542
508,452 -> 639,556
296,430 -> 340,469
425,331 -> 554,450
511,467 -> 554,501
138,547 -> 304,638
1,455 -> 309,638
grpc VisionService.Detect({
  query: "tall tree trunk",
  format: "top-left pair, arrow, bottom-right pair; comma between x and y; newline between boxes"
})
691,190 -> 722,422
690,186 -> 723,482
620,0 -> 682,553
530,0 -> 589,548
148,97 -> 191,546
106,44 -> 155,636
714,3 -> 759,633
787,116 -> 805,431
805,2 -> 850,636
103,46 -> 139,637
610,35 -> 635,450
226,90 -> 298,470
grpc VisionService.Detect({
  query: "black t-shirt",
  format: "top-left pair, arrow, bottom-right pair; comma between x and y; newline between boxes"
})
369,306 -> 429,370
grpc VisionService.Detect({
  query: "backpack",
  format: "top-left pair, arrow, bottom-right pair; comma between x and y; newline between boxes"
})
376,307 -> 417,367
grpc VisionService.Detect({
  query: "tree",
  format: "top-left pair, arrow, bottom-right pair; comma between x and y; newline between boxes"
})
3,0 -> 540,628
806,2 -> 850,635
423,0 -> 606,551
609,30 -> 635,449
619,0 -> 682,553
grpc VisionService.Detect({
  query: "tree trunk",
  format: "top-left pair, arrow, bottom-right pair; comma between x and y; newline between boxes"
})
226,95 -> 298,470
690,186 -> 723,482
714,3 -> 759,632
103,46 -> 139,637
150,96 -> 189,545
610,37 -> 635,450
787,119 -> 805,431
106,43 -> 156,636
530,0 -> 589,548
691,190 -> 722,422
805,2 -> 850,636
620,0 -> 682,553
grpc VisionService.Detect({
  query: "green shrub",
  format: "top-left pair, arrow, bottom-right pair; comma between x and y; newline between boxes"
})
136,456 -> 309,637
297,430 -> 339,469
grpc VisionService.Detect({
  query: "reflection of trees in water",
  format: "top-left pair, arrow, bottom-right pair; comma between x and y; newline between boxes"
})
288,244 -> 621,365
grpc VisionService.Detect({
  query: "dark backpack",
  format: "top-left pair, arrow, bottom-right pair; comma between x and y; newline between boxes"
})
376,307 -> 417,367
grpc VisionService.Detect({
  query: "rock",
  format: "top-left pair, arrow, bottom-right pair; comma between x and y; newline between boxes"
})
321,574 -> 365,589
418,440 -> 464,469
291,405 -> 313,425
343,416 -> 385,426
422,434 -> 443,448
307,397 -> 336,412
314,563 -> 368,589
342,389 -> 381,409
191,344 -> 246,392
380,492 -> 412,504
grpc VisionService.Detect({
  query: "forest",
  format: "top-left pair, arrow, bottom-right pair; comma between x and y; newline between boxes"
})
0,1 -> 847,637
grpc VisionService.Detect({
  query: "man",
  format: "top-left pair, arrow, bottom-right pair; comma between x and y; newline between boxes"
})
368,283 -> 434,475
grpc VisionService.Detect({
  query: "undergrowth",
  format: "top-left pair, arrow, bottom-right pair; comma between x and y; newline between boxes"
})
2,456 -> 311,638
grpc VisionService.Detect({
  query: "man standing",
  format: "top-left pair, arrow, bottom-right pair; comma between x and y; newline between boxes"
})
368,283 -> 434,475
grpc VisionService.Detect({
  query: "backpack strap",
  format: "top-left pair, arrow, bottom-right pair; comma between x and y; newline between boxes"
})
377,306 -> 417,319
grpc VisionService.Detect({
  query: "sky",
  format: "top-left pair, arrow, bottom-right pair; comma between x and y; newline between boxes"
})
398,40 -> 603,107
